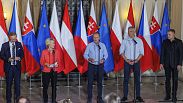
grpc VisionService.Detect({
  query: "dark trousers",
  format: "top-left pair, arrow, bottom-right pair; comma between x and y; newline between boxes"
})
123,61 -> 141,97
5,66 -> 21,103
164,66 -> 178,99
42,70 -> 57,103
87,63 -> 104,102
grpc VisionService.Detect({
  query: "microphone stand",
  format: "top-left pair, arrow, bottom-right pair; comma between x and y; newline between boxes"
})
97,43 -> 101,101
133,39 -> 137,103
52,50 -> 57,103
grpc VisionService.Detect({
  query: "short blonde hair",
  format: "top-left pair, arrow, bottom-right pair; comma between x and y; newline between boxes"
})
45,38 -> 55,48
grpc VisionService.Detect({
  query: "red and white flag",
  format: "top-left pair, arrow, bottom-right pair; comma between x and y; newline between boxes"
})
50,0 -> 64,73
124,0 -> 135,39
0,0 -> 8,77
74,1 -> 88,74
61,0 -> 77,74
137,1 -> 153,73
110,1 -> 124,72
87,0 -> 98,42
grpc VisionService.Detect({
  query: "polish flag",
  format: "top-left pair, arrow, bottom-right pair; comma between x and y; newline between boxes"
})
110,1 -> 124,72
60,0 -> 77,74
49,0 -> 65,73
87,0 -> 98,42
0,0 -> 8,77
124,0 -> 135,39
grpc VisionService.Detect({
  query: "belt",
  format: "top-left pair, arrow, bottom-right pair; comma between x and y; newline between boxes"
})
127,59 -> 135,62
89,62 -> 104,66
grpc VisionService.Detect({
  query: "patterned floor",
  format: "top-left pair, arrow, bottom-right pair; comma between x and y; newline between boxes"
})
0,77 -> 183,103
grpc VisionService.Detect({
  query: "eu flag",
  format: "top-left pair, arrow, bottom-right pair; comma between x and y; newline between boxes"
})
160,2 -> 170,41
37,0 -> 50,57
98,2 -> 114,73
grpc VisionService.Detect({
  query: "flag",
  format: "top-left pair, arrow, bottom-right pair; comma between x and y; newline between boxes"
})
137,1 -> 153,73
49,0 -> 64,73
9,1 -> 22,43
98,2 -> 114,73
87,0 -> 98,42
150,1 -> 162,72
9,1 -> 26,72
61,0 -> 77,74
22,0 -> 40,76
37,0 -> 50,58
124,0 -> 135,39
110,1 -> 124,72
74,1 -> 88,74
0,0 -> 8,77
160,1 -> 170,41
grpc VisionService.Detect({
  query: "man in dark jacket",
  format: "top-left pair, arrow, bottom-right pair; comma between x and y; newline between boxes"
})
0,32 -> 24,103
160,29 -> 183,102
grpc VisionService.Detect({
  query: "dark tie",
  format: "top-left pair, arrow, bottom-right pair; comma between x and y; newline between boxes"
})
12,43 -> 16,65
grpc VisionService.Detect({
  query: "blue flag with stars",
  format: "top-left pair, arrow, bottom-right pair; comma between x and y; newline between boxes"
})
98,2 -> 114,73
160,2 -> 170,41
37,0 -> 50,57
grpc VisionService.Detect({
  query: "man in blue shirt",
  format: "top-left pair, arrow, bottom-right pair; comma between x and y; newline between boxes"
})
120,26 -> 144,102
84,32 -> 108,103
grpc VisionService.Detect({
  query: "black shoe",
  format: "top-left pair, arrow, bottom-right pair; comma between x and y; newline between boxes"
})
136,97 -> 144,102
172,97 -> 177,102
87,99 -> 92,103
121,97 -> 127,101
52,100 -> 57,103
164,96 -> 171,100
97,97 -> 104,103
97,99 -> 104,103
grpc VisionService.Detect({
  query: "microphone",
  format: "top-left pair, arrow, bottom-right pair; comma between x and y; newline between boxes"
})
133,39 -> 137,44
97,44 -> 101,49
52,50 -> 55,54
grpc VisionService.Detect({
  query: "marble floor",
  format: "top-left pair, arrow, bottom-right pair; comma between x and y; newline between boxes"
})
0,76 -> 183,103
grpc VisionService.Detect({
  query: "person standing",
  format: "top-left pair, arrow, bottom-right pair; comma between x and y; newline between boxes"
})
120,26 -> 144,102
160,29 -> 183,102
0,32 -> 24,103
40,38 -> 62,103
84,32 -> 108,103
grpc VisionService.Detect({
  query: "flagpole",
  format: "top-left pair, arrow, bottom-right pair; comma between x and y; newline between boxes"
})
65,73 -> 72,87
29,83 -> 32,101
116,72 -> 120,86
29,76 -> 32,90
77,73 -> 82,88
0,77 -> 3,89
153,73 -> 158,86
65,73 -> 72,102
78,83 -> 81,100
116,73 -> 119,95
40,72 -> 43,88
